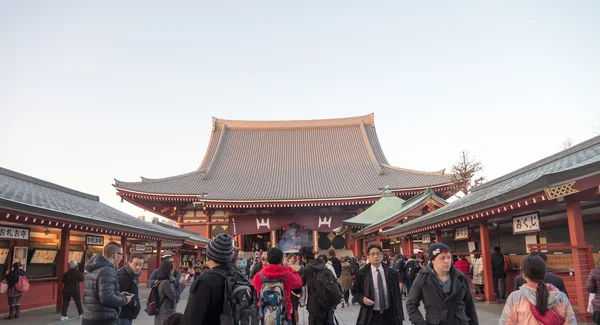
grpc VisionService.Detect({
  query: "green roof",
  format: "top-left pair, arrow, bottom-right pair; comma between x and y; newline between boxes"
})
339,186 -> 405,227
357,188 -> 447,235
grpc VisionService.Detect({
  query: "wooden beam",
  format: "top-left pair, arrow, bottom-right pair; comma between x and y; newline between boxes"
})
479,220 -> 495,303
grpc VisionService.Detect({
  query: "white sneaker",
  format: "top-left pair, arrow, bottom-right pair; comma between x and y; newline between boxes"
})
78,315 -> 83,319
60,316 -> 69,321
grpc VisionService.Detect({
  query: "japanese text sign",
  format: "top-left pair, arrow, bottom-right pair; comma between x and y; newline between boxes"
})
86,235 -> 105,246
512,213 -> 540,234
0,226 -> 29,240
422,233 -> 431,244
454,226 -> 469,241
135,244 -> 146,251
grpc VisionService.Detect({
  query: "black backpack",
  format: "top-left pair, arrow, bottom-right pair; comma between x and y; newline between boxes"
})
395,259 -> 406,279
406,261 -> 420,281
311,268 -> 342,309
212,268 -> 260,325
145,280 -> 161,316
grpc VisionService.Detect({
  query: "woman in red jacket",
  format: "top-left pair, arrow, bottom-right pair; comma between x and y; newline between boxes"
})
455,255 -> 471,279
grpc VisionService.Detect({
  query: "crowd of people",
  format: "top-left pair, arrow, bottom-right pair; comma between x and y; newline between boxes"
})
1,236 -> 591,325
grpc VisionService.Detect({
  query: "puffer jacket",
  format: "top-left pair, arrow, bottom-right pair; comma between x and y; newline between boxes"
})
587,266 -> 600,311
499,283 -> 576,325
63,268 -> 84,295
82,255 -> 127,325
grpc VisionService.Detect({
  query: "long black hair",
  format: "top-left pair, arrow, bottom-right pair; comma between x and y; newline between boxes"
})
522,255 -> 549,315
157,261 -> 174,281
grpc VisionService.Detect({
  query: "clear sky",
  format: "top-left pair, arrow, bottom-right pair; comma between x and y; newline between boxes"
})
1,1 -> 599,220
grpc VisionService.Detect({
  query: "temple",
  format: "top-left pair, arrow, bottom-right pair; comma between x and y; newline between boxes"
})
114,114 -> 458,253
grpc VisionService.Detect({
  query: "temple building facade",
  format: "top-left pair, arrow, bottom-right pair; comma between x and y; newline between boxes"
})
114,114 -> 459,253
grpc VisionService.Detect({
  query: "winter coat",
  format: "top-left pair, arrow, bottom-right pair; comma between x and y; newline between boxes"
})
329,257 -> 342,278
148,268 -> 183,290
351,263 -> 404,325
406,259 -> 422,281
455,259 -> 471,279
118,265 -> 141,320
499,283 -> 576,325
406,265 -> 478,325
326,261 -> 337,279
180,264 -> 229,325
62,268 -> 84,295
250,262 -> 264,280
6,269 -> 26,298
300,259 -> 331,314
587,266 -> 600,311
82,255 -> 127,325
154,278 -> 181,325
338,262 -> 352,292
472,258 -> 484,285
516,273 -> 568,297
251,264 -> 303,320
491,252 -> 506,278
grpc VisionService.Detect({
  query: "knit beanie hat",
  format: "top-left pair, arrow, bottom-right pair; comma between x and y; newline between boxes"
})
68,260 -> 78,269
428,243 -> 452,261
207,233 -> 233,265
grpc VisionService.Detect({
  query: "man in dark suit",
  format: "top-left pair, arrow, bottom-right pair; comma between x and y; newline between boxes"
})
351,243 -> 404,325
514,251 -> 568,296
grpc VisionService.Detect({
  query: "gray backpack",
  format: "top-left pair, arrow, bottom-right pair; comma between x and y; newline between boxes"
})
259,273 -> 287,325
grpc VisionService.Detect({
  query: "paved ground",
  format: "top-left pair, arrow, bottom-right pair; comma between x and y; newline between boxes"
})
7,284 -> 505,325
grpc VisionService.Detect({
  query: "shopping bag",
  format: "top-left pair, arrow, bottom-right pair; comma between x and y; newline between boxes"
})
588,293 -> 595,313
0,282 -> 7,295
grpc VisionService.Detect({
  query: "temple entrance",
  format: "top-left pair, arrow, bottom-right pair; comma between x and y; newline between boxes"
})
243,232 -> 271,252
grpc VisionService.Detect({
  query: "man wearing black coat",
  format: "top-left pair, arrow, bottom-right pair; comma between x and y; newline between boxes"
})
61,260 -> 84,320
82,242 -> 132,325
328,249 -> 342,278
118,253 -> 145,325
491,246 -> 506,300
351,244 -> 404,325
181,233 -> 234,325
406,243 -> 478,325
299,246 -> 335,325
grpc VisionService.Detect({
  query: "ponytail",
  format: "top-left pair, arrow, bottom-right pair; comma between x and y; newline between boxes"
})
536,280 -> 549,315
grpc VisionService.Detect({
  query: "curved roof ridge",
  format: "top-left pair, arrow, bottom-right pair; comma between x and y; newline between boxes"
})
212,113 -> 374,130
115,170 -> 203,186
381,164 -> 447,176
359,122 -> 384,174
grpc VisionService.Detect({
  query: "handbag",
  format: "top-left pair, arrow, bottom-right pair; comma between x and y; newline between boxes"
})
0,281 -> 7,295
588,293 -> 595,313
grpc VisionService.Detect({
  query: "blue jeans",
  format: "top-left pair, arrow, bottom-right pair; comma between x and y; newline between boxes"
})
119,318 -> 133,325
493,277 -> 506,299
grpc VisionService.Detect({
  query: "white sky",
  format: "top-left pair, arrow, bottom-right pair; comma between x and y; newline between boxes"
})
1,1 -> 598,220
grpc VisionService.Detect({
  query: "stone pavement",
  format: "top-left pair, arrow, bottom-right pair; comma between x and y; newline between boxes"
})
6,284 -> 504,325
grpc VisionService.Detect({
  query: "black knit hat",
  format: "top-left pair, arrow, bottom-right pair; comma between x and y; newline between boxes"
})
207,233 -> 233,265
428,243 -> 452,261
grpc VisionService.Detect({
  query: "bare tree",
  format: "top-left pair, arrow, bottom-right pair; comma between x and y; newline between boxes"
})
449,151 -> 485,197
560,138 -> 575,150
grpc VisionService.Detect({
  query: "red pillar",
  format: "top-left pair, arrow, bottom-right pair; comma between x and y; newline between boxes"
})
479,221 -> 495,302
345,233 -> 352,251
567,199 -> 590,316
156,241 -> 162,270
435,229 -> 442,243
313,231 -> 319,254
237,235 -> 243,249
120,236 -> 128,268
178,214 -> 184,228
56,228 -> 70,311
407,237 -> 414,256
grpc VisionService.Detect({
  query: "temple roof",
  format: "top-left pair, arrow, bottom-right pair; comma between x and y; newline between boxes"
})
114,114 -> 454,202
0,167 -> 209,244
338,186 -> 406,227
383,135 -> 600,236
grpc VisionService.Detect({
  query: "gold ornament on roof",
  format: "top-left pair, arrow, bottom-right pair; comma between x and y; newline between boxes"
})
544,181 -> 579,200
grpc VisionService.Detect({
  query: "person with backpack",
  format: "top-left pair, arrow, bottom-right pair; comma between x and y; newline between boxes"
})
147,255 -> 184,291
4,262 -> 27,319
352,243 -> 404,325
393,254 -> 406,297
153,261 -> 182,325
118,253 -> 145,325
404,254 -> 421,295
499,254 -> 575,325
180,233 -> 258,325
406,243 -> 478,325
82,242 -> 132,325
299,246 -> 339,325
349,257 -> 360,305
491,246 -> 507,300
60,260 -> 84,321
251,247 -> 303,325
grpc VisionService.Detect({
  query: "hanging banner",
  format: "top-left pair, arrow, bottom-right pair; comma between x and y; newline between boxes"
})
230,214 -> 348,236
0,226 -> 30,240
86,235 -> 105,246
454,226 -> 469,241
512,212 -> 540,234
422,234 -> 431,244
